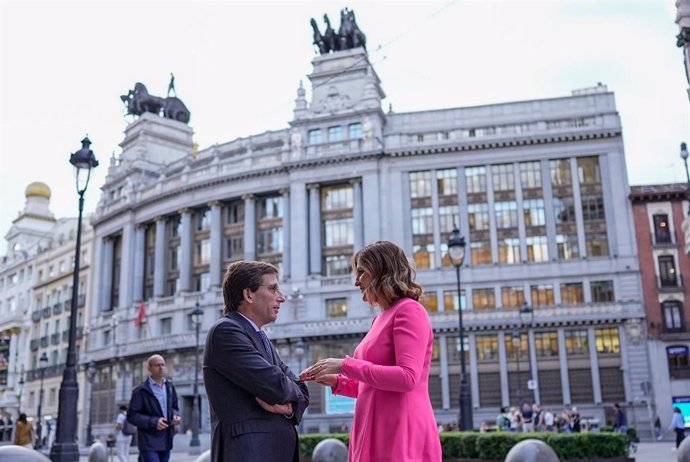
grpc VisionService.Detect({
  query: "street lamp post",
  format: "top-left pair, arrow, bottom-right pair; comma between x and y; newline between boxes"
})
37,352 -> 48,450
447,228 -> 473,431
85,362 -> 96,447
189,303 -> 204,455
50,137 -> 98,462
511,329 -> 523,406
17,371 -> 25,414
680,142 -> 689,215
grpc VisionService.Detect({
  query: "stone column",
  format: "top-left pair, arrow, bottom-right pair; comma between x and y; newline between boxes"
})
179,209 -> 193,292
132,225 -> 146,302
102,238 -> 114,311
498,331 -> 509,407
243,195 -> 256,260
588,327 -> 603,404
351,179 -> 364,252
439,335 -> 450,410
280,189 -> 291,279
153,217 -> 166,297
469,332 -> 480,408
557,329 -> 571,404
527,330 -> 540,404
308,184 -> 322,275
118,222 -> 135,308
290,183 -> 308,281
209,202 -> 223,287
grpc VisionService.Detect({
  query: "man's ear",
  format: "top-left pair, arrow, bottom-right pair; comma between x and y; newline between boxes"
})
242,287 -> 254,304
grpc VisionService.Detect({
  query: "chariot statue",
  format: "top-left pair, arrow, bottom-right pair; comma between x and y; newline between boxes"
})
120,81 -> 191,124
310,7 -> 366,55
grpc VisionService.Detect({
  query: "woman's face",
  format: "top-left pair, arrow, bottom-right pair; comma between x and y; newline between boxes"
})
354,266 -> 373,303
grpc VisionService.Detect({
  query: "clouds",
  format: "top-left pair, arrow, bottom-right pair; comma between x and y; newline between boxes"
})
1,0 -> 687,253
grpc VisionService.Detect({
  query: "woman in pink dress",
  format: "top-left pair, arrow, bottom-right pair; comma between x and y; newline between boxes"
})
300,241 -> 442,462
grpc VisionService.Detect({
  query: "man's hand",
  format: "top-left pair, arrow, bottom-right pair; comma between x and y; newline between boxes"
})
156,418 -> 169,431
255,397 -> 293,415
172,415 -> 181,426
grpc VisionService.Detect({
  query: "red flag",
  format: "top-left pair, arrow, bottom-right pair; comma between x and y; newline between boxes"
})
135,302 -> 146,327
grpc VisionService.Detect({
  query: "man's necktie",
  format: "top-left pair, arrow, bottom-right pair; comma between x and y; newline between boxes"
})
258,330 -> 273,358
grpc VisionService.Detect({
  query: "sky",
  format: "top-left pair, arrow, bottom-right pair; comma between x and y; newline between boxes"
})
1,0 -> 688,255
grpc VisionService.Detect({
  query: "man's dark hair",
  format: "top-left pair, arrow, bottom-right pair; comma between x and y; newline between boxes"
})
222,260 -> 278,315
119,405 -> 127,411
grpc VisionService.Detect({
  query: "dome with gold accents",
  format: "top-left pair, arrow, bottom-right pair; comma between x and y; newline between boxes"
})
25,181 -> 51,199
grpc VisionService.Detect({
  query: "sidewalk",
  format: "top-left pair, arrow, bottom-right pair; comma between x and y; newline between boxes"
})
78,433 -> 210,462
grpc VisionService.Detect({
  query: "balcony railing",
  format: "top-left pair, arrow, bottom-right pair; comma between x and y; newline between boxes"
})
651,231 -> 675,247
51,333 -> 60,345
31,311 -> 41,322
53,303 -> 62,315
77,294 -> 86,307
658,274 -> 684,292
30,339 -> 39,350
40,336 -> 49,348
64,299 -> 71,310
42,307 -> 51,319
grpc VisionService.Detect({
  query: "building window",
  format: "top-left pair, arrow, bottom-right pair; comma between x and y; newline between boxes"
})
196,209 -> 211,230
530,284 -> 554,307
653,214 -> 672,244
526,236 -> 548,262
561,283 -> 584,305
470,241 -> 492,266
411,208 -> 434,235
226,201 -> 244,224
586,233 -> 609,257
419,292 -> 438,312
577,156 -> 601,184
501,287 -> 525,309
472,288 -> 496,310
476,335 -> 498,361
659,255 -> 678,287
326,298 -> 347,317
498,238 -> 520,264
556,234 -> 579,260
258,229 -> 283,254
160,317 -> 172,335
662,300 -> 684,331
443,290 -> 466,311
520,161 -> 542,189
328,126 -> 342,142
195,239 -> 211,265
554,197 -> 576,224
550,159 -> 572,186
495,201 -> 518,228
581,196 -> 605,221
410,171 -> 432,198
195,273 -> 210,292
438,206 -> 459,239
324,219 -> 354,246
308,129 -> 321,144
468,204 -> 490,231
534,331 -> 558,357
523,199 -> 546,226
595,328 -> 620,354
258,197 -> 282,219
465,166 -> 487,193
322,183 -> 354,277
412,244 -> 435,270
565,330 -> 588,355
348,123 -> 362,139
591,280 -> 614,303
437,168 -> 457,196
492,164 -> 515,191
325,255 -> 350,276
225,236 -> 243,260
667,346 -> 690,379
505,332 -> 528,360
323,185 -> 353,210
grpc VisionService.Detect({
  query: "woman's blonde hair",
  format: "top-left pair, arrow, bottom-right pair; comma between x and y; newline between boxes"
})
351,240 -> 423,307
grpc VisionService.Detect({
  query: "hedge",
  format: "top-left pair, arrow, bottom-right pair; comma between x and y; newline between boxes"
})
298,431 -> 629,460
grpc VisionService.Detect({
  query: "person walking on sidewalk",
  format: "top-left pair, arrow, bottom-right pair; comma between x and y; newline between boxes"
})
115,404 -> 133,462
127,354 -> 181,462
14,413 -> 34,449
669,407 -> 686,449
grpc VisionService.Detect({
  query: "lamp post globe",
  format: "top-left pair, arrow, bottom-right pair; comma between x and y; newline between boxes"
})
447,228 -> 472,430
189,303 -> 204,454
37,352 -> 48,449
50,137 -> 98,462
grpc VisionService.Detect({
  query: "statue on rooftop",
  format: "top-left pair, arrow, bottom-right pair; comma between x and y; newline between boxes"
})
120,81 -> 191,124
310,8 -> 366,54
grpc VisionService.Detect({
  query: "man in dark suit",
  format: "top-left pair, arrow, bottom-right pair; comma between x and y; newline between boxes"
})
203,260 -> 309,462
127,354 -> 181,462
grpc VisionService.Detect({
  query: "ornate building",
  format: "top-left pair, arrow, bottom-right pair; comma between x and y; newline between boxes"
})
86,45 -> 652,441
630,184 -> 690,431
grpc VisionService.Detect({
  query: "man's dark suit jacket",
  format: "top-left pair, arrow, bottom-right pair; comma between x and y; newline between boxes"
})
203,312 -> 309,462
126,379 -> 179,451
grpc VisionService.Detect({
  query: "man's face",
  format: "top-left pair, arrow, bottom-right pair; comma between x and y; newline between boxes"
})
148,356 -> 166,381
243,273 -> 285,328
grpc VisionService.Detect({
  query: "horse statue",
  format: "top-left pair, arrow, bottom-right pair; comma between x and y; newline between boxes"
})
120,82 -> 191,124
323,14 -> 339,52
338,8 -> 366,51
310,18 -> 328,54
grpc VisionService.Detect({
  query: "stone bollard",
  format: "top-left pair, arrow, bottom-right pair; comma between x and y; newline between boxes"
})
312,438 -> 348,462
195,449 -> 211,462
0,445 -> 52,461
88,441 -> 108,462
505,439 -> 559,462
678,435 -> 690,462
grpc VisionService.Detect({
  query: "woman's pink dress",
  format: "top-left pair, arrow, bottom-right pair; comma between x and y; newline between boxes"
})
334,297 -> 442,462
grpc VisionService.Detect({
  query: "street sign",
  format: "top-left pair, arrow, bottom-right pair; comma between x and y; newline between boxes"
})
527,380 -> 536,390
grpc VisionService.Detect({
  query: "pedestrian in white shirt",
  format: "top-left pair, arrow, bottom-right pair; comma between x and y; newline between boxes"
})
115,404 -> 133,462
669,407 -> 686,450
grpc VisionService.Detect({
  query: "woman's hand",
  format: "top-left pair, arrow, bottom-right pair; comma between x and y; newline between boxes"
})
314,374 -> 338,388
299,358 -> 343,381
255,397 -> 293,415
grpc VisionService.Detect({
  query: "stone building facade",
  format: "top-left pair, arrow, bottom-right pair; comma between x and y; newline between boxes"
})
86,47 -> 653,440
